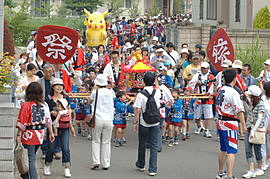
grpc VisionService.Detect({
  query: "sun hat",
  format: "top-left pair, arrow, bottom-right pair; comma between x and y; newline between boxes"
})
152,36 -> 159,41
181,48 -> 189,54
201,62 -> 210,68
246,85 -> 262,97
51,78 -> 64,86
221,60 -> 233,68
94,74 -> 108,86
232,60 -> 243,69
264,59 -> 270,66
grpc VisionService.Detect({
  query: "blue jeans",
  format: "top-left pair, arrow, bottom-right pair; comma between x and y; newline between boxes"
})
21,144 -> 40,179
244,129 -> 262,164
157,120 -> 163,151
136,124 -> 159,173
45,128 -> 70,167
41,131 -> 61,155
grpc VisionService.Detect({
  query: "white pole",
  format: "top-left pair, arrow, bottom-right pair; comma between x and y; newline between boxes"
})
0,0 -> 4,55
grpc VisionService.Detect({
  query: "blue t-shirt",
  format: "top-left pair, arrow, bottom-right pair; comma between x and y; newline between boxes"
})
170,99 -> 183,123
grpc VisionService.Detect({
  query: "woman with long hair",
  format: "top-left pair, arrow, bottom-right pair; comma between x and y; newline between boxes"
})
16,82 -> 55,179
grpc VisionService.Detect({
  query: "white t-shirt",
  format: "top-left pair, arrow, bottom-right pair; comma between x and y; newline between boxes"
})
262,95 -> 270,127
165,50 -> 179,67
133,86 -> 161,127
216,85 -> 244,130
258,70 -> 270,82
216,71 -> 223,88
90,88 -> 115,121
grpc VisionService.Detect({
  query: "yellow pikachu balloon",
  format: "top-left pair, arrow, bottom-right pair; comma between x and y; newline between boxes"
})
84,9 -> 108,47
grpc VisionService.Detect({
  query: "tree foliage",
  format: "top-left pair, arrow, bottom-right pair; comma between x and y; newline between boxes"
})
253,6 -> 270,29
4,0 -> 17,8
65,0 -> 104,14
173,0 -> 185,15
0,55 -> 15,93
147,0 -> 160,17
108,0 -> 125,18
128,3 -> 140,19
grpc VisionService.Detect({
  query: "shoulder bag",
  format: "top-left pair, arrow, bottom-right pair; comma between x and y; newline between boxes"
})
249,126 -> 266,145
88,89 -> 98,128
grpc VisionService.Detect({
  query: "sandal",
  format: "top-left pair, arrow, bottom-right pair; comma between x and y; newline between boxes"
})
91,164 -> 100,170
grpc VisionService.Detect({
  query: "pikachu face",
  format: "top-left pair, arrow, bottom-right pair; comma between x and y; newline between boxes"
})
84,9 -> 108,31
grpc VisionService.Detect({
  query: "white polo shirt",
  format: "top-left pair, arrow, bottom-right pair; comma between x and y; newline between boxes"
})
133,86 -> 161,127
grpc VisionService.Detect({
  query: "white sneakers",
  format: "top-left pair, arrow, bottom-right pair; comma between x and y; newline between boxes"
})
254,168 -> 264,176
242,170 -> 256,178
194,127 -> 204,134
43,165 -> 51,176
44,165 -> 72,178
204,129 -> 212,138
242,169 -> 264,178
64,168 -> 72,178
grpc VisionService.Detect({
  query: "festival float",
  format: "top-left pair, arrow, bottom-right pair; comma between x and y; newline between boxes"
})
121,52 -> 156,93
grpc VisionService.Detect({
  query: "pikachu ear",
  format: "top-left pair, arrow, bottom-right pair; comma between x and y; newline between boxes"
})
84,8 -> 91,17
103,10 -> 109,17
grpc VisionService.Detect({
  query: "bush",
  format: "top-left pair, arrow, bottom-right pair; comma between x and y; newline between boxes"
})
253,6 -> 270,29
0,54 -> 15,93
236,38 -> 269,78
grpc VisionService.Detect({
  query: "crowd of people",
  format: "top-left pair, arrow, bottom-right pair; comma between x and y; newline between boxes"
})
12,14 -> 270,179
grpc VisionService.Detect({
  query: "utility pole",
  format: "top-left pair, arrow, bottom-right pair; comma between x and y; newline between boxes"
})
0,0 -> 4,55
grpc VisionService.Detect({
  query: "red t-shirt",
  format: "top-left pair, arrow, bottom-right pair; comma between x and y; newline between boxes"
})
16,102 -> 52,145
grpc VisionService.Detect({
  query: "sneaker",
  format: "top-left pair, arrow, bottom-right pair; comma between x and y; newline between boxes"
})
186,133 -> 191,139
168,140 -> 174,147
205,129 -> 212,138
114,141 -> 120,147
136,166 -> 146,172
87,134 -> 92,140
64,168 -> 71,178
195,127 -> 202,134
162,136 -> 166,142
44,165 -> 51,176
148,172 -> 157,176
215,172 -> 226,179
122,137 -> 127,144
262,163 -> 269,171
174,136 -> 179,145
242,170 -> 256,178
254,168 -> 264,176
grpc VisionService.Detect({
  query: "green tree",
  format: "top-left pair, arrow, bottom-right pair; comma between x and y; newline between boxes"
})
128,3 -> 140,19
4,0 -> 17,8
65,0 -> 103,15
108,0 -> 125,18
173,0 -> 185,15
147,0 -> 160,17
253,6 -> 270,29
31,0 -> 54,17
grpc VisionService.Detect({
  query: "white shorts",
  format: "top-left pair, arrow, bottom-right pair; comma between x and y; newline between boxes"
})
194,104 -> 214,119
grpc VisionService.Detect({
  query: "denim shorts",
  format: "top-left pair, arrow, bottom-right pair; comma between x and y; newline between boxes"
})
218,130 -> 238,154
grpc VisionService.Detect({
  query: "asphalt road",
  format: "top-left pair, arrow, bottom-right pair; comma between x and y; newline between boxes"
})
38,122 -> 270,179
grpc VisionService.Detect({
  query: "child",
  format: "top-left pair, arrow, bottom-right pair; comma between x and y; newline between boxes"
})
74,85 -> 89,136
113,91 -> 134,147
53,98 -> 75,137
182,88 -> 195,140
168,89 -> 183,147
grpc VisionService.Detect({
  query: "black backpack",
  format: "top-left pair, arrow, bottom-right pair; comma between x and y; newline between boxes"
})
140,89 -> 160,124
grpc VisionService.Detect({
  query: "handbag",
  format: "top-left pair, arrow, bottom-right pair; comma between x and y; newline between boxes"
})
88,89 -> 98,128
14,143 -> 29,174
249,127 -> 266,144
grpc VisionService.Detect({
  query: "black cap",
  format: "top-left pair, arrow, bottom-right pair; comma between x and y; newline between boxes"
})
195,44 -> 202,49
144,71 -> 156,86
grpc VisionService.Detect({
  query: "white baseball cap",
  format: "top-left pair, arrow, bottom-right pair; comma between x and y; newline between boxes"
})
264,59 -> 270,66
159,66 -> 167,71
232,60 -> 243,69
246,85 -> 262,97
18,58 -> 27,65
152,36 -> 159,41
94,74 -> 108,86
181,48 -> 189,54
201,62 -> 210,68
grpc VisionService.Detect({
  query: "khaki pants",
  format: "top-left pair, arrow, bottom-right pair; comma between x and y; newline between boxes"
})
92,120 -> 113,168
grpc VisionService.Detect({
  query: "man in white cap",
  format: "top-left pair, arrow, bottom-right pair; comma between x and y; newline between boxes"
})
258,59 -> 270,89
216,59 -> 233,89
149,36 -> 160,53
150,48 -> 171,70
187,62 -> 215,137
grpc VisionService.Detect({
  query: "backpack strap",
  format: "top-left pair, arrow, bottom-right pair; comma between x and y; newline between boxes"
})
140,89 -> 156,98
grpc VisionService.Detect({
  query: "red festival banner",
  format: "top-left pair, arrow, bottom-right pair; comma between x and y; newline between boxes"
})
36,25 -> 79,64
206,28 -> 234,71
